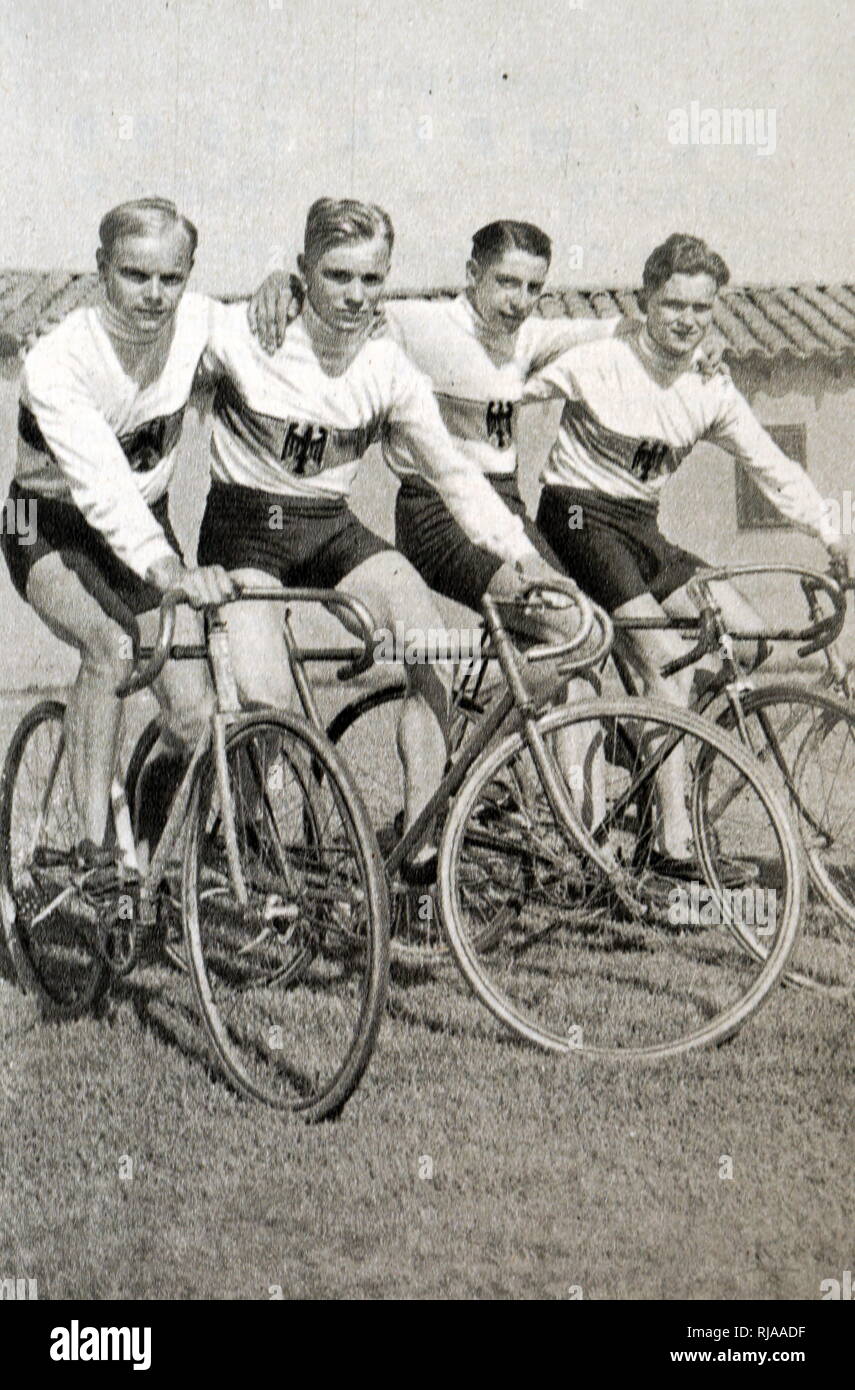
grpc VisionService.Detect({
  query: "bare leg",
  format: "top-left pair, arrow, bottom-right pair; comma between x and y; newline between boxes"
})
612,591 -> 699,857
134,603 -> 216,870
145,603 -> 216,749
26,553 -> 131,846
339,552 -> 452,838
216,569 -> 299,710
488,562 -> 606,827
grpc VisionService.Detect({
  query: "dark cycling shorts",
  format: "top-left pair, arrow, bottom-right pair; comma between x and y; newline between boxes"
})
1,480 -> 182,641
395,471 -> 563,609
535,486 -> 705,613
198,478 -> 392,586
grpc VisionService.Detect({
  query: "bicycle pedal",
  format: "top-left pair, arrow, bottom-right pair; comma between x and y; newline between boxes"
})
32,845 -> 74,869
76,864 -> 140,904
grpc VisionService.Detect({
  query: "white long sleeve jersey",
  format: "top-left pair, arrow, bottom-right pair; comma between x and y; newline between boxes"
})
17,292 -> 213,577
381,294 -> 620,478
528,326 -> 839,543
203,302 -> 537,565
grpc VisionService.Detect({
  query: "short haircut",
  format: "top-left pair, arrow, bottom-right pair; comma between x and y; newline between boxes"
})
641,233 -> 730,305
303,198 -> 394,266
98,198 -> 198,261
470,220 -> 552,267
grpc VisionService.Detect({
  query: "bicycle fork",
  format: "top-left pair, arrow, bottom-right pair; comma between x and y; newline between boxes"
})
487,608 -> 641,909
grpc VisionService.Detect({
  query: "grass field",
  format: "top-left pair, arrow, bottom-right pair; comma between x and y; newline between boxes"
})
2,913 -> 852,1300
0,685 -> 852,1301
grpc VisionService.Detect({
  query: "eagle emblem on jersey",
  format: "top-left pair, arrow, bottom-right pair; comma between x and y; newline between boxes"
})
486,400 -> 514,450
629,437 -> 675,483
18,404 -> 184,474
122,411 -> 184,474
281,422 -> 329,476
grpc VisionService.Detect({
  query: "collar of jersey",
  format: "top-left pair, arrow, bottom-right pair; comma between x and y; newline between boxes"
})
635,322 -> 698,382
97,295 -> 176,347
455,292 -> 522,363
303,300 -> 374,369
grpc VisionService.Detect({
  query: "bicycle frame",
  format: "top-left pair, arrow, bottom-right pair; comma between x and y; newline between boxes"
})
277,587 -> 651,881
607,564 -> 853,830
280,584 -> 752,878
608,564 -> 846,707
114,587 -> 381,924
128,577 -> 723,895
162,575 -> 605,878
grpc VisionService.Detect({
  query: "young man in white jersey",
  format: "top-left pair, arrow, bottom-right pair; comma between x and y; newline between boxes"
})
251,220 -> 726,648
196,199 -> 567,880
252,220 -> 623,616
528,232 -> 848,868
385,220 -> 627,613
2,199 -> 239,880
249,222 -> 737,842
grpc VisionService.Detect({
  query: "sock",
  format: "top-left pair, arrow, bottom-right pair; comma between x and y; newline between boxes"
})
135,751 -> 188,858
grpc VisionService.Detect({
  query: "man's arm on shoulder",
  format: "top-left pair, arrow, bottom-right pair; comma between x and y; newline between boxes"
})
246,258 -> 305,354
521,346 -> 585,404
528,312 -> 622,373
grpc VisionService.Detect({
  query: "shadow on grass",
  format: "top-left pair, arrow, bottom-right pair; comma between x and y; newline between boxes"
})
0,939 -> 17,987
111,966 -> 224,1084
385,979 -> 528,1050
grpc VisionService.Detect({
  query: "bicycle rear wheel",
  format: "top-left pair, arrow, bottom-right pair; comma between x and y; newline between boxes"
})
0,700 -> 110,1018
182,710 -> 390,1119
712,683 -> 855,991
439,697 -> 804,1059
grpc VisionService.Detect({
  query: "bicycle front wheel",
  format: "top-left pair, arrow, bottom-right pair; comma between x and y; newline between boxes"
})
439,697 -> 804,1059
0,700 -> 110,1018
182,710 -> 390,1119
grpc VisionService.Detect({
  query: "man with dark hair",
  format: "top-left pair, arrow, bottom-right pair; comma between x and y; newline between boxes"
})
640,232 -> 730,307
383,219 -> 614,611
469,219 -> 553,270
251,221 -> 720,619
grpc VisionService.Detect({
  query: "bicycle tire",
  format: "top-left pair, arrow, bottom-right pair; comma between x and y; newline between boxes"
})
709,682 -> 855,991
439,695 -> 804,1059
123,716 -> 161,821
0,700 -> 110,1018
182,709 -> 390,1119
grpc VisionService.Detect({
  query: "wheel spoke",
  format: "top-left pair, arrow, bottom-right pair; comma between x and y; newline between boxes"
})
182,712 -> 388,1117
439,697 -> 803,1057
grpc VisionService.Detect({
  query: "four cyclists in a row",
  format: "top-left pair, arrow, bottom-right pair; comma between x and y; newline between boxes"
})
1,196 -> 844,885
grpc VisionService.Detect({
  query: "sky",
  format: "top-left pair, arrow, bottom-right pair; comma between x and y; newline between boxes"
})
1,0 -> 852,291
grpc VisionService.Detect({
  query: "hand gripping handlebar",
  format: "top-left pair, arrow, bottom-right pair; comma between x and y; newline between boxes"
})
114,586 -> 380,698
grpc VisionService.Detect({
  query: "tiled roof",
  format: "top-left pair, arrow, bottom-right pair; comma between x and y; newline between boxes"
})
399,285 -> 855,362
1,270 -> 854,362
